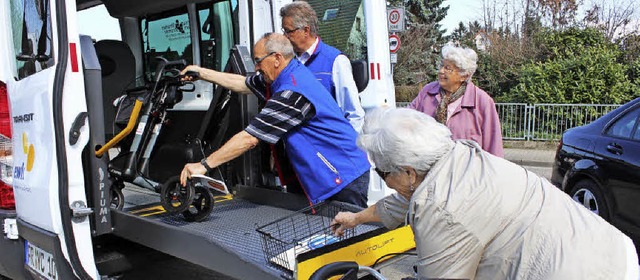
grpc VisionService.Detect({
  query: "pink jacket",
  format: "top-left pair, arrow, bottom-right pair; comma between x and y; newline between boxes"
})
408,82 -> 504,157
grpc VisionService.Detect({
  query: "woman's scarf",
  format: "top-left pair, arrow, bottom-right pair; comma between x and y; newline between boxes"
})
435,82 -> 467,124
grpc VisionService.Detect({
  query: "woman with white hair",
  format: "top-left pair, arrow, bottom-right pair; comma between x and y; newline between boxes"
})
332,108 -> 638,279
408,44 -> 503,157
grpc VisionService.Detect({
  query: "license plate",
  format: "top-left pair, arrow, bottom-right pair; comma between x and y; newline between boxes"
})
25,240 -> 58,280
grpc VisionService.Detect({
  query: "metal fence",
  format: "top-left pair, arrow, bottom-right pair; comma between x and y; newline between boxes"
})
396,102 -> 622,141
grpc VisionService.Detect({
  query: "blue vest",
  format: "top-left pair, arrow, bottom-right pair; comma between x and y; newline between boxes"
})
304,39 -> 341,99
271,60 -> 370,203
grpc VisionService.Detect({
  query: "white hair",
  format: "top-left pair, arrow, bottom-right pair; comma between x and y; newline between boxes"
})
442,43 -> 478,80
260,33 -> 295,59
357,108 -> 455,174
280,1 -> 319,35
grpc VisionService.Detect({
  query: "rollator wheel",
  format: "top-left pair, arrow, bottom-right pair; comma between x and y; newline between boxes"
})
182,185 -> 214,222
110,180 -> 125,210
110,186 -> 125,210
160,175 -> 195,213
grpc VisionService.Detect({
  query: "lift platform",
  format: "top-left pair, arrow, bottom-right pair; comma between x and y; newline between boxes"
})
111,185 -> 415,279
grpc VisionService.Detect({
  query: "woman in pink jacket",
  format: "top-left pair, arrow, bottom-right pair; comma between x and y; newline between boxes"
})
409,44 -> 504,157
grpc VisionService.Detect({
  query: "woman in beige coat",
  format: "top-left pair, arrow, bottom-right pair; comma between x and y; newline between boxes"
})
332,108 -> 638,280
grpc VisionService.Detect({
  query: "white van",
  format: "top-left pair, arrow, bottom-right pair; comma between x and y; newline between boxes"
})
0,1 -> 408,279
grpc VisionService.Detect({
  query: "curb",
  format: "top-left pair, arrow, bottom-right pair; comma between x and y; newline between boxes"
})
506,159 -> 554,168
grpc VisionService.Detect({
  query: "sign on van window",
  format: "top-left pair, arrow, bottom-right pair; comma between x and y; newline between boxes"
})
141,12 -> 192,79
161,19 -> 191,42
9,0 -> 55,80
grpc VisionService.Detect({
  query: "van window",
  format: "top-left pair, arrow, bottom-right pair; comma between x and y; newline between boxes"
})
9,0 -> 55,80
141,10 -> 192,80
197,0 -> 238,71
140,1 -> 238,79
77,5 -> 122,41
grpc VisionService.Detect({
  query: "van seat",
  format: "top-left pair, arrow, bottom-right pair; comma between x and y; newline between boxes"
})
94,40 -> 135,138
351,59 -> 368,93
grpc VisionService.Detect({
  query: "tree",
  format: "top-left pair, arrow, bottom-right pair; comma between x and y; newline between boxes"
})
536,0 -> 579,29
450,22 -> 469,43
583,0 -> 636,40
390,0 -> 449,28
442,0 -> 640,106
388,0 -> 449,86
620,32 -> 640,87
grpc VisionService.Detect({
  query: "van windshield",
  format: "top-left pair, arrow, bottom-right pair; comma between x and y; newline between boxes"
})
141,10 -> 191,80
140,0 -> 237,80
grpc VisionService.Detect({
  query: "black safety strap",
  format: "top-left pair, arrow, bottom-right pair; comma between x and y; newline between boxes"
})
20,0 -> 30,55
36,0 -> 50,59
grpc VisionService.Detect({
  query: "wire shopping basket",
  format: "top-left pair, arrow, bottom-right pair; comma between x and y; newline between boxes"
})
256,201 -> 360,271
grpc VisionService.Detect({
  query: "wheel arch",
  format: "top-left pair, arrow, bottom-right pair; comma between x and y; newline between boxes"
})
562,158 -> 606,194
563,160 -> 616,221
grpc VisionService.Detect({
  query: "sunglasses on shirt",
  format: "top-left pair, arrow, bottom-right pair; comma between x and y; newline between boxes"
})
374,167 -> 391,180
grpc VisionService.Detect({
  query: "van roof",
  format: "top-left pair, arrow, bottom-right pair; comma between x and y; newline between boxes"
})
77,0 -> 214,18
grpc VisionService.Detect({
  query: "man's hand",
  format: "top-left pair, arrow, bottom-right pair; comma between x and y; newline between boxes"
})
331,211 -> 360,236
180,162 -> 207,186
180,65 -> 202,81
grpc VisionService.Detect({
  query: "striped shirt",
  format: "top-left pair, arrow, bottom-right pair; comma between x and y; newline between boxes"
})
244,74 -> 316,144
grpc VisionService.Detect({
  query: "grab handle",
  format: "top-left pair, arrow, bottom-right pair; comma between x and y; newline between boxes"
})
95,99 -> 143,157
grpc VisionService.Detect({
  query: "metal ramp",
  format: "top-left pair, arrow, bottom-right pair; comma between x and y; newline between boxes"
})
111,185 -> 377,279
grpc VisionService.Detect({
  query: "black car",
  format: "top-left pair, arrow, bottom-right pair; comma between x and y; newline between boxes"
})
552,97 -> 640,242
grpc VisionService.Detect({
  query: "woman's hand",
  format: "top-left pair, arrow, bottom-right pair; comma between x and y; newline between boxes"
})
180,162 -> 206,186
331,211 -> 360,236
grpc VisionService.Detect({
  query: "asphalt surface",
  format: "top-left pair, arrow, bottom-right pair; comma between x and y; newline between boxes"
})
505,147 -> 555,180
504,148 -> 556,168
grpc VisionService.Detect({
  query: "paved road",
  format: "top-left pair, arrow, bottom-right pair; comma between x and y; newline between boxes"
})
505,147 -> 555,181
524,165 -> 552,180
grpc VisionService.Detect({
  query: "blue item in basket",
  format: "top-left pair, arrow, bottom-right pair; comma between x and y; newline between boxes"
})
307,234 -> 340,250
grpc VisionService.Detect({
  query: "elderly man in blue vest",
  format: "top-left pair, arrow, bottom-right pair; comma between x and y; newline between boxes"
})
280,2 -> 365,133
179,33 -> 371,207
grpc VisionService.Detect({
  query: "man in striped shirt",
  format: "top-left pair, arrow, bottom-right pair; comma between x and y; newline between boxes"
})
179,33 -> 370,207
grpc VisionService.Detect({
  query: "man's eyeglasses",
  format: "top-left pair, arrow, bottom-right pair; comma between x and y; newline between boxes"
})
253,52 -> 276,65
281,26 -> 303,35
374,167 -> 391,180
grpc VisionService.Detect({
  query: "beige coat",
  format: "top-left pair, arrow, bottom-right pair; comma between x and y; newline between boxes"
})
375,140 -> 632,279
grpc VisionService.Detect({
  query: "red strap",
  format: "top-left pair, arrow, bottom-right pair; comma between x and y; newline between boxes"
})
263,81 -> 311,205
265,84 -> 271,100
269,144 -> 287,187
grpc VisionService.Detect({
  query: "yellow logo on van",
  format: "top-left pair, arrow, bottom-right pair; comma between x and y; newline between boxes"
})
21,132 -> 35,172
14,132 -> 34,180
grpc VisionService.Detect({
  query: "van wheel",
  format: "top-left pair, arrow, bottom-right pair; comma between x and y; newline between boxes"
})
182,186 -> 214,222
570,179 -> 610,221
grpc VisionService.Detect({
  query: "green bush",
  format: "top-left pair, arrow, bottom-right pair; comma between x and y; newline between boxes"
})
395,85 -> 422,102
394,27 -> 640,105
509,28 -> 640,104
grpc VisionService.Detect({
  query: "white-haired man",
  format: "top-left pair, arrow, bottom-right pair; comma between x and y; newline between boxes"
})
280,2 -> 365,132
179,33 -> 370,207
